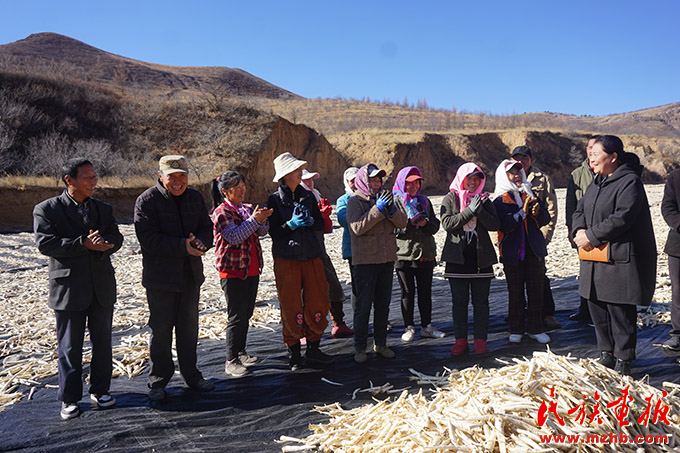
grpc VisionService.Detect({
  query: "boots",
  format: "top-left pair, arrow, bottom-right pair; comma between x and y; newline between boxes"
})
306,340 -> 334,366
288,343 -> 302,371
614,358 -> 631,376
598,351 -> 615,369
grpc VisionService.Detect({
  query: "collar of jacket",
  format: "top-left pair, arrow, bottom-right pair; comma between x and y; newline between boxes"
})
155,179 -> 188,200
527,165 -> 546,182
278,184 -> 312,203
594,163 -> 636,187
352,190 -> 374,202
501,191 -> 527,205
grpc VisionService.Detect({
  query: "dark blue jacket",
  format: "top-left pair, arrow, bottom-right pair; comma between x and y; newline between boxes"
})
267,184 -> 324,261
493,192 -> 550,266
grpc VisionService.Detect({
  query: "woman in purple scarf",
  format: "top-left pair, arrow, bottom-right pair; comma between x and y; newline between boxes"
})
392,166 -> 443,342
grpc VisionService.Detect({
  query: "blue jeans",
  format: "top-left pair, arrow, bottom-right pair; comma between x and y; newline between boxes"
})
352,262 -> 394,351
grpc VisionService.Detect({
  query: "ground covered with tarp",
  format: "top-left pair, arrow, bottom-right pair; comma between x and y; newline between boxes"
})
1,271 -> 678,452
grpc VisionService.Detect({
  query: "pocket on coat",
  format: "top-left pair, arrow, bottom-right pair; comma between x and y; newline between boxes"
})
49,268 -> 71,279
610,242 -> 630,263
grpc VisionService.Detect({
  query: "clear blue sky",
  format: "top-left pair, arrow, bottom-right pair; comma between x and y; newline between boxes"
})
2,0 -> 678,116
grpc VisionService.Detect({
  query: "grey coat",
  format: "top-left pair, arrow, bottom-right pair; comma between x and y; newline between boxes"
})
33,191 -> 123,311
572,164 -> 656,306
440,192 -> 500,269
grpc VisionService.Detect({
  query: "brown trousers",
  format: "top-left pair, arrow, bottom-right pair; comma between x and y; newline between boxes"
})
274,257 -> 330,346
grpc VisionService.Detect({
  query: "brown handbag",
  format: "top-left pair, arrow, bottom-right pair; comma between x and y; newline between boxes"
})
578,243 -> 610,263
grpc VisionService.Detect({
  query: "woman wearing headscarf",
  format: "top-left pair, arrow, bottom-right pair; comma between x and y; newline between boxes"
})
493,159 -> 551,345
441,163 -> 500,355
347,163 -> 407,363
267,153 -> 334,370
572,135 -> 656,375
210,171 -> 272,377
336,167 -> 360,326
301,169 -> 353,338
392,166 -> 443,342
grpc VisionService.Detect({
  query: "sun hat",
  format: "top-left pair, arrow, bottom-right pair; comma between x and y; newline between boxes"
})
301,169 -> 320,180
272,152 -> 307,182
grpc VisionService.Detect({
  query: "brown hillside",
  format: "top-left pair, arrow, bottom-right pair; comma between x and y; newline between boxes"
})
0,33 -> 299,100
253,98 -> 680,140
0,116 -> 348,232
330,129 -> 671,194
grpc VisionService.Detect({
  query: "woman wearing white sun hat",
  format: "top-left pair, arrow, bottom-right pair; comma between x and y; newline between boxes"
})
267,153 -> 335,370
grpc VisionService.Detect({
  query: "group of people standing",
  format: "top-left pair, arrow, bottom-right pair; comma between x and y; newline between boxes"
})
34,132 -> 670,421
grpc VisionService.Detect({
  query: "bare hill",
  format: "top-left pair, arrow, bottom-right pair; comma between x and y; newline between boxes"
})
0,33 -> 299,100
252,98 -> 680,139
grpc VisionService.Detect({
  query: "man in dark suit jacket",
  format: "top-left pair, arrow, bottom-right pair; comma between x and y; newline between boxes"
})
33,158 -> 123,420
134,155 -> 215,401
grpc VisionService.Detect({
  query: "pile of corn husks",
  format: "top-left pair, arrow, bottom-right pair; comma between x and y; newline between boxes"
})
280,350 -> 680,452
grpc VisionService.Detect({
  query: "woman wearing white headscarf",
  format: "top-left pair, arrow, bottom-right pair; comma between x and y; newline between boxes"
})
336,167 -> 360,334
302,168 -> 353,338
493,159 -> 551,344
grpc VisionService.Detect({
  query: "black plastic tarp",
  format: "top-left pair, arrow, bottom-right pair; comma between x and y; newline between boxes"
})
1,274 -> 678,452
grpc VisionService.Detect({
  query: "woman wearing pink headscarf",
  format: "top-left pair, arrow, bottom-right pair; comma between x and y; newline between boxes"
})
441,163 -> 500,355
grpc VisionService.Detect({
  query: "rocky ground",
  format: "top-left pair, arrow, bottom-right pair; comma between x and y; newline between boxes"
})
0,184 -> 673,409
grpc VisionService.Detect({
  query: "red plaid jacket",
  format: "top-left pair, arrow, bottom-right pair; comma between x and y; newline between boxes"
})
212,202 -> 267,279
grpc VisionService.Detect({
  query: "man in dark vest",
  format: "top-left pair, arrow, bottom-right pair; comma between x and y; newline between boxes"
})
33,158 -> 123,419
134,155 -> 215,401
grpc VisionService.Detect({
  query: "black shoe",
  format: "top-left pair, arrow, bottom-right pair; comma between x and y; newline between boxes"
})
306,340 -> 334,366
598,351 -> 615,369
189,378 -> 215,392
614,359 -> 631,376
663,336 -> 680,352
288,343 -> 303,370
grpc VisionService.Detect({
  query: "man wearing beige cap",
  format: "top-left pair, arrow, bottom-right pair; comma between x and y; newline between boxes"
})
134,155 -> 215,400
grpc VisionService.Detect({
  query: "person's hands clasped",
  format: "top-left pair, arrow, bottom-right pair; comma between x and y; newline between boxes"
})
530,200 -> 541,217
375,192 -> 390,212
186,232 -> 207,256
522,196 -> 533,216
84,229 -> 115,251
468,194 -> 482,214
252,205 -> 273,223
573,229 -> 593,251
287,212 -> 313,230
319,198 -> 332,216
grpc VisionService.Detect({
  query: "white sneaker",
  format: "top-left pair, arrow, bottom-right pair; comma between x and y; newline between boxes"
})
508,334 -> 524,343
528,333 -> 551,344
90,393 -> 116,408
421,324 -> 445,339
401,326 -> 415,342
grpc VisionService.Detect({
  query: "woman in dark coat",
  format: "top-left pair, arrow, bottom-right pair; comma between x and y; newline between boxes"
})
441,163 -> 500,355
661,168 -> 680,351
572,135 -> 656,375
